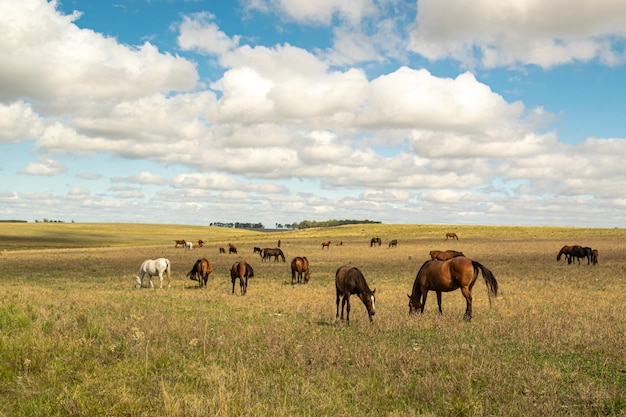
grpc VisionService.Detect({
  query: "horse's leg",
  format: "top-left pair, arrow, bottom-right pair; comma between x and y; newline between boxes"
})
232,277 -> 236,294
420,289 -> 428,314
436,291 -> 443,314
345,295 -> 351,323
461,286 -> 472,320
336,291 -> 341,319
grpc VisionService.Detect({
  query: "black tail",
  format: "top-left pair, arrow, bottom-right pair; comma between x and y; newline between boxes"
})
472,261 -> 498,305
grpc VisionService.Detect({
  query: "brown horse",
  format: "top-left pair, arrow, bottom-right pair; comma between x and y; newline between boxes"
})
429,249 -> 465,261
335,265 -> 376,323
557,245 -> 588,264
591,249 -> 598,265
291,256 -> 310,284
186,258 -> 212,287
230,261 -> 254,295
219,247 -> 226,254
445,233 -> 459,240
388,239 -> 398,248
407,257 -> 498,321
263,248 -> 285,262
174,239 -> 186,248
321,241 -> 331,249
370,237 -> 382,247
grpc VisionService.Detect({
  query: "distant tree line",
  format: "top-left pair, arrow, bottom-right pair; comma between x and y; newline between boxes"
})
210,222 -> 265,229
292,219 -> 381,229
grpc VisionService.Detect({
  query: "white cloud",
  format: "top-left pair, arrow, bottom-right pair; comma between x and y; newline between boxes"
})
19,157 -> 66,176
177,12 -> 240,55
112,171 -> 167,185
242,0 -> 378,25
0,102 -> 44,142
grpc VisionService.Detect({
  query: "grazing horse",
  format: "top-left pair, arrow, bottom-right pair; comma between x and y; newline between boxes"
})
370,237 -> 382,247
229,246 -> 238,254
446,233 -> 459,240
429,250 -> 465,261
388,239 -> 398,248
591,249 -> 598,265
174,239 -> 186,248
219,247 -> 226,254
557,245 -> 588,265
196,240 -> 204,248
135,258 -> 171,289
230,261 -> 254,295
185,241 -> 194,250
321,241 -> 331,249
263,248 -> 285,262
186,258 -> 212,287
335,265 -> 376,323
407,257 -> 498,321
291,256 -> 310,284
253,247 -> 263,257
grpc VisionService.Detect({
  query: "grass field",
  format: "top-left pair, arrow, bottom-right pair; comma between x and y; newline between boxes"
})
0,222 -> 624,416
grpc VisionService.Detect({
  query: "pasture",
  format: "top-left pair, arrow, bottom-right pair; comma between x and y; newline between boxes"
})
0,222 -> 624,416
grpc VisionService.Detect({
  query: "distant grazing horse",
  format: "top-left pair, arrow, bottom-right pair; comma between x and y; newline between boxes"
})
253,247 -> 263,257
388,239 -> 398,248
229,246 -> 238,254
592,249 -> 599,265
186,258 -> 212,287
185,241 -> 193,250
557,245 -> 588,265
263,248 -> 285,262
174,239 -> 186,248
370,237 -> 382,247
446,233 -> 459,240
219,247 -> 226,254
429,250 -> 465,261
196,240 -> 204,248
135,258 -> 171,289
407,257 -> 498,321
321,241 -> 331,249
277,239 -> 281,248
230,261 -> 254,295
335,265 -> 376,323
291,256 -> 310,284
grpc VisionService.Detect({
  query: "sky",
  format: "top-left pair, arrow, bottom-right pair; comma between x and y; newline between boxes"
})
2,0 -> 626,228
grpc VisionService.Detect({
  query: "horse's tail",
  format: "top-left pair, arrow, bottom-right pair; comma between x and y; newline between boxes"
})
472,261 -> 498,305
165,259 -> 172,286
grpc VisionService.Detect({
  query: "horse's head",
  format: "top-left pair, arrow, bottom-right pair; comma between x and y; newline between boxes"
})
407,294 -> 420,314
360,289 -> 376,321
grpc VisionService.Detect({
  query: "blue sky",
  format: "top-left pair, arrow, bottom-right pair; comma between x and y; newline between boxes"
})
2,0 -> 626,227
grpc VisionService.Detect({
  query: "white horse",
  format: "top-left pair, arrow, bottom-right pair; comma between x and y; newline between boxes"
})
135,258 -> 171,289
185,241 -> 193,250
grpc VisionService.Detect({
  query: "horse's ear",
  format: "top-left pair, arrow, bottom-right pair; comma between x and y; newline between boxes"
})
407,294 -> 410,299
372,288 -> 376,294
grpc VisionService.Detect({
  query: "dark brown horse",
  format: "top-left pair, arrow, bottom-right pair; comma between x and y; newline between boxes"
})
591,249 -> 599,265
291,256 -> 310,284
263,248 -> 285,262
321,241 -> 331,249
445,232 -> 459,240
429,249 -> 465,261
219,247 -> 226,254
174,239 -> 186,248
335,265 -> 376,323
557,245 -> 589,264
388,239 -> 398,248
370,237 -> 382,247
407,257 -> 498,321
186,258 -> 212,287
230,261 -> 254,295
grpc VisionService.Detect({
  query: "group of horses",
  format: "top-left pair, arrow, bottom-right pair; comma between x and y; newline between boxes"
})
556,245 -> 599,265
174,239 -> 204,250
369,237 -> 398,248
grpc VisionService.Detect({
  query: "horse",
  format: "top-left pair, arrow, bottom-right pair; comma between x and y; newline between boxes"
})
446,233 -> 459,240
253,247 -> 263,257
219,247 -> 226,254
591,249 -> 598,265
557,245 -> 588,265
186,258 -> 212,287
263,248 -> 285,262
196,240 -> 204,248
230,261 -> 254,295
335,265 -> 376,323
135,258 -> 171,289
291,256 -> 310,284
407,257 -> 498,321
370,237 -> 382,247
388,239 -> 398,248
429,250 -> 465,261
185,241 -> 193,250
174,239 -> 186,248
229,246 -> 238,254
321,241 -> 331,250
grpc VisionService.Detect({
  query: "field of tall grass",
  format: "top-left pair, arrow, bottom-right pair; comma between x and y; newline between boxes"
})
0,222 -> 624,416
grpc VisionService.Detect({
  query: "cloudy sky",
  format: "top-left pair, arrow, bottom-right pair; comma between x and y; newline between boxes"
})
2,0 -> 626,227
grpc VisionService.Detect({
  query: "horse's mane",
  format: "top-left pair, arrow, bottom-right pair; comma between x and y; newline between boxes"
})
411,259 -> 432,294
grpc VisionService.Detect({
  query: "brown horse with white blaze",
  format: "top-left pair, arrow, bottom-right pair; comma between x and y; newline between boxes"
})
408,257 -> 498,321
230,261 -> 254,295
335,265 -> 376,323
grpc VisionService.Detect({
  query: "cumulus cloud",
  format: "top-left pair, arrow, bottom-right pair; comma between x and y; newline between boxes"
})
19,157 -> 66,176
410,0 -> 626,68
0,102 -> 44,142
112,171 -> 167,185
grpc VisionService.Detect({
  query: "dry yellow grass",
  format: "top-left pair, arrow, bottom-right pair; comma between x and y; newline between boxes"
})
0,223 -> 624,416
